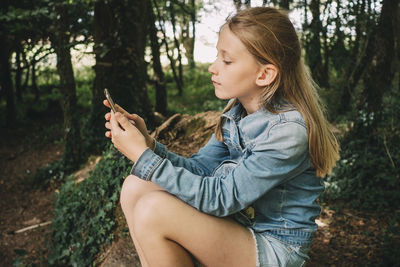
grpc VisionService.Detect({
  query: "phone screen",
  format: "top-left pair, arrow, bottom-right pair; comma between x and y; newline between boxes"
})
104,88 -> 117,113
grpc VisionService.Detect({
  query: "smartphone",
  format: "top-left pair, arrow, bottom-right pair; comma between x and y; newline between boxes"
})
104,88 -> 117,113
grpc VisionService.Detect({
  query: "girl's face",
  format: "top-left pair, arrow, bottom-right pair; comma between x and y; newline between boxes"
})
208,26 -> 264,113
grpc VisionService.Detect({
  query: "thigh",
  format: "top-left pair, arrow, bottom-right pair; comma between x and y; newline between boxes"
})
133,191 -> 256,267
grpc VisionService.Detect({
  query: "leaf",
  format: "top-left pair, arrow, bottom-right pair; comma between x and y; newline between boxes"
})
14,249 -> 27,256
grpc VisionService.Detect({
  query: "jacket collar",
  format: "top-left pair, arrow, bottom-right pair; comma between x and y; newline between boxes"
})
222,98 -> 296,121
222,100 -> 264,123
222,101 -> 244,122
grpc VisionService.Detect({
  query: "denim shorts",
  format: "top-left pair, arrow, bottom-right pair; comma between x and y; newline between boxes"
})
248,228 -> 310,267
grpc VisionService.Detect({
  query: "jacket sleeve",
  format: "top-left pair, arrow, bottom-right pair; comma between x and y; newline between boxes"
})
149,134 -> 230,176
131,122 -> 310,217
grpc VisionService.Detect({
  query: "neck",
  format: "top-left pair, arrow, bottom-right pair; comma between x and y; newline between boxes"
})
238,95 -> 261,114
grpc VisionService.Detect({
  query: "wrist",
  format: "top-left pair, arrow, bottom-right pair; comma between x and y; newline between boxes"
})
132,145 -> 148,163
147,136 -> 156,151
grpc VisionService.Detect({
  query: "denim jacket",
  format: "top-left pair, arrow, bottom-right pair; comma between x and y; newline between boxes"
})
131,101 -> 324,247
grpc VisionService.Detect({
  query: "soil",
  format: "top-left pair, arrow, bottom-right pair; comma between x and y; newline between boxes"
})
0,116 -> 64,266
0,113 -> 398,266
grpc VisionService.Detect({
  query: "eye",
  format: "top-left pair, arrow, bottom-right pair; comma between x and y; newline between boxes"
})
223,60 -> 232,65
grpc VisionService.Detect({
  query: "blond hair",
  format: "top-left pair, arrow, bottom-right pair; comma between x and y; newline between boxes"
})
215,7 -> 339,177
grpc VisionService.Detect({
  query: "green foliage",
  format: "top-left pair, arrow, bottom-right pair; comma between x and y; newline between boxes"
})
148,64 -> 227,115
25,62 -> 94,187
324,88 -> 400,209
27,160 -> 66,189
13,248 -> 45,267
48,145 -> 130,266
3,61 -> 93,125
318,69 -> 359,122
13,249 -> 29,267
75,65 -> 94,109
0,3 -> 50,36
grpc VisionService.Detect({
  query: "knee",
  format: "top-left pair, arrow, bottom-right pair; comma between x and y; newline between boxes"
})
120,175 -> 144,212
132,191 -> 168,231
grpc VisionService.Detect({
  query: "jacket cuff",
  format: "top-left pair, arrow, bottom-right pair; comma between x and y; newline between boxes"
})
153,140 -> 168,158
130,148 -> 163,181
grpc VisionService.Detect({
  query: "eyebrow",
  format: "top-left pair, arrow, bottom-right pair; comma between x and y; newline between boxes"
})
216,48 -> 231,57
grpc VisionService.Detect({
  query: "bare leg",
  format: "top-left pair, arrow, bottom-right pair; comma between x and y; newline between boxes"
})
120,175 -> 165,267
131,190 -> 257,267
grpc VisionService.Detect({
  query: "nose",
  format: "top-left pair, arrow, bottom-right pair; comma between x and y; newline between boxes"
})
208,60 -> 218,75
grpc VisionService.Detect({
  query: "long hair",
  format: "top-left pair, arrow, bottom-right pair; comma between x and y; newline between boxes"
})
214,7 -> 339,177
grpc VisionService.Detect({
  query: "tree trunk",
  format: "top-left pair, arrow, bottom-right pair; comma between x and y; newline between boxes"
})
149,1 -> 167,115
340,31 -> 374,115
280,0 -> 290,9
338,0 -> 367,115
189,0 -> 196,69
233,0 -> 242,11
85,0 -> 154,152
233,0 -> 251,10
51,1 -> 83,170
357,0 -> 398,117
109,0 -> 153,123
84,0 -> 115,152
181,0 -> 196,70
22,50 -> 30,91
305,0 -> 328,87
31,59 -> 39,101
15,46 -> 23,102
153,0 -> 182,97
0,38 -> 16,127
169,3 -> 184,95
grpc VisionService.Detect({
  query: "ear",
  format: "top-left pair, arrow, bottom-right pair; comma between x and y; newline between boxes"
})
255,64 -> 278,87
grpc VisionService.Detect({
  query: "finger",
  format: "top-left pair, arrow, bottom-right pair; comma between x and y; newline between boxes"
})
105,131 -> 112,138
126,113 -> 137,120
104,100 -> 124,114
127,114 -> 145,129
110,111 -> 122,132
124,113 -> 137,126
105,121 -> 111,130
105,100 -> 129,116
126,114 -> 142,125
105,112 -> 111,121
104,99 -> 111,108
115,112 -> 133,130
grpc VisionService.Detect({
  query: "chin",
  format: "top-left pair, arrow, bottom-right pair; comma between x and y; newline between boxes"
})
215,89 -> 231,100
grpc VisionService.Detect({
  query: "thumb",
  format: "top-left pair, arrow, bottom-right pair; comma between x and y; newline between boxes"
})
126,113 -> 139,122
127,114 -> 146,129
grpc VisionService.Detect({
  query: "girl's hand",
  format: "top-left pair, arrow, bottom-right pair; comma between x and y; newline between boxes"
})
104,100 -> 155,150
109,111 -> 148,162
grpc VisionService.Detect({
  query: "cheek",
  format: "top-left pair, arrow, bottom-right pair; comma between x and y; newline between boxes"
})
234,63 -> 255,78
233,69 -> 257,88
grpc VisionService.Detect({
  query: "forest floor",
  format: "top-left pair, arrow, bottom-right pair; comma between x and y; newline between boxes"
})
0,112 -> 398,266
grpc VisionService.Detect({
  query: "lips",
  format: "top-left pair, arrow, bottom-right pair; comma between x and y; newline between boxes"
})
212,79 -> 221,86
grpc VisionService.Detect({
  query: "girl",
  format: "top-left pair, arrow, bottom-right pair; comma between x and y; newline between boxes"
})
104,7 -> 339,267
